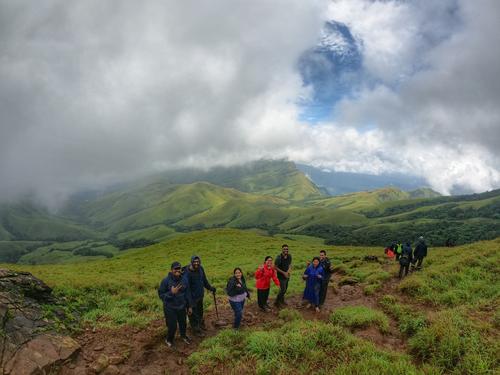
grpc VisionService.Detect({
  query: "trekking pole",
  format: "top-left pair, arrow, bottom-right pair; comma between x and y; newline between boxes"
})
213,291 -> 220,320
212,291 -> 228,327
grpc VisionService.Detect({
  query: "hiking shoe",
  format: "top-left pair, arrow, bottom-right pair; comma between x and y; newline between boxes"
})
164,339 -> 173,347
315,307 -> 320,313
181,336 -> 192,345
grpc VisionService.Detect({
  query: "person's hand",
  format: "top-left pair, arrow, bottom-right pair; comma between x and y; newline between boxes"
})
236,283 -> 242,288
317,274 -> 323,279
303,275 -> 308,279
187,307 -> 192,315
258,265 -> 264,271
285,271 -> 290,279
171,284 -> 182,294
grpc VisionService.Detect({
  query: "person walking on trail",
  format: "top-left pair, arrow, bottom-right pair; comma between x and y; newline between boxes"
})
303,257 -> 324,313
318,250 -> 333,307
395,241 -> 403,261
398,242 -> 413,279
158,262 -> 192,347
413,236 -> 428,271
255,256 -> 280,312
182,255 -> 216,337
274,244 -> 292,307
226,267 -> 250,329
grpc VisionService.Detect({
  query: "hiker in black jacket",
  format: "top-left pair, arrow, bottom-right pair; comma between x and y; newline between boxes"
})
318,250 -> 333,306
274,244 -> 292,307
412,236 -> 428,270
226,267 -> 250,329
158,262 -> 192,347
398,243 -> 412,279
183,255 -> 216,336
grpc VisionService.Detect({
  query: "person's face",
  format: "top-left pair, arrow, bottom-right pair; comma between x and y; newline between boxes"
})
282,247 -> 289,256
234,269 -> 242,279
319,252 -> 325,261
192,259 -> 200,269
313,259 -> 319,267
172,266 -> 182,277
265,258 -> 273,267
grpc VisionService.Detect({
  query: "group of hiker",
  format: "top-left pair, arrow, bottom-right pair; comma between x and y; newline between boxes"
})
159,238 -> 428,347
385,236 -> 428,279
157,244 -> 333,347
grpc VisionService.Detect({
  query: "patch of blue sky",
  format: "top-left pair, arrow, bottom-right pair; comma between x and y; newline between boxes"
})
297,21 -> 363,123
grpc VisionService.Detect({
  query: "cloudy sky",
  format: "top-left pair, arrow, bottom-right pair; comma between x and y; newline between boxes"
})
1,0 -> 499,206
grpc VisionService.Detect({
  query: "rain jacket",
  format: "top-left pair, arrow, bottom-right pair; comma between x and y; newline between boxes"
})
182,255 -> 214,306
255,265 -> 280,290
158,272 -> 189,310
414,241 -> 428,258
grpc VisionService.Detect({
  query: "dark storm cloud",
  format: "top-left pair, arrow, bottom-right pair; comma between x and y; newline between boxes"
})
0,0 -> 324,206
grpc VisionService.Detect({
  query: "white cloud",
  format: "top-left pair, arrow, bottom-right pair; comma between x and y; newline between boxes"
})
0,0 -> 499,207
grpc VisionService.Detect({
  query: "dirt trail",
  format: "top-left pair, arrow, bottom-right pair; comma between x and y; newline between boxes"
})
59,263 -> 408,375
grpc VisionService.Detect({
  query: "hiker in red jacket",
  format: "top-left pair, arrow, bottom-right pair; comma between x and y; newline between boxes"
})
255,256 -> 280,312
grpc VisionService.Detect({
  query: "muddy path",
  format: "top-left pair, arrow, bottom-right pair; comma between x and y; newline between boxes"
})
59,262 -> 410,375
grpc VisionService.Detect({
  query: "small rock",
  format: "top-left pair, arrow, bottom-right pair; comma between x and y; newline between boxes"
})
92,354 -> 109,374
102,365 -> 120,375
93,345 -> 104,351
108,355 -> 125,365
177,358 -> 184,366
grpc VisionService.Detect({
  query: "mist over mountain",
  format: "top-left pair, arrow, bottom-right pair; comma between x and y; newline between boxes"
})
296,164 -> 434,196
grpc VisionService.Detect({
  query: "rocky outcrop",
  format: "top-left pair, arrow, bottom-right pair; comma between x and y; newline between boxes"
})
0,269 -> 80,375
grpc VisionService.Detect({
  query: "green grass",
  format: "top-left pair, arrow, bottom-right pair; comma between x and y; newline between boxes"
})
378,295 -> 427,336
188,316 -> 427,375
398,239 -> 500,308
3,229 -> 387,327
330,306 -> 390,333
409,309 -> 498,374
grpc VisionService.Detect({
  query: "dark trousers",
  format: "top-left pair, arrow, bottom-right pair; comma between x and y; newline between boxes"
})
163,306 -> 187,343
257,288 -> 270,309
275,277 -> 289,305
319,275 -> 331,306
189,298 -> 204,331
229,300 -> 245,328
413,257 -> 424,269
399,263 -> 409,279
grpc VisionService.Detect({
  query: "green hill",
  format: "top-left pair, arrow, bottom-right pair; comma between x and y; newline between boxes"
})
0,161 -> 498,264
5,230 -> 499,374
149,159 -> 324,201
0,202 -> 99,242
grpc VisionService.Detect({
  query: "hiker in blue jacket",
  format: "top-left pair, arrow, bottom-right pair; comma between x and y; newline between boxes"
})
398,242 -> 413,279
158,261 -> 191,347
412,236 -> 428,270
303,257 -> 324,313
183,255 -> 216,336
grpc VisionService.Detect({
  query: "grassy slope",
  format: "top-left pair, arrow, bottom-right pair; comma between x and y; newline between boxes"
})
6,229 -> 497,374
5,229 -> 370,325
187,236 -> 499,375
0,203 -> 100,241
